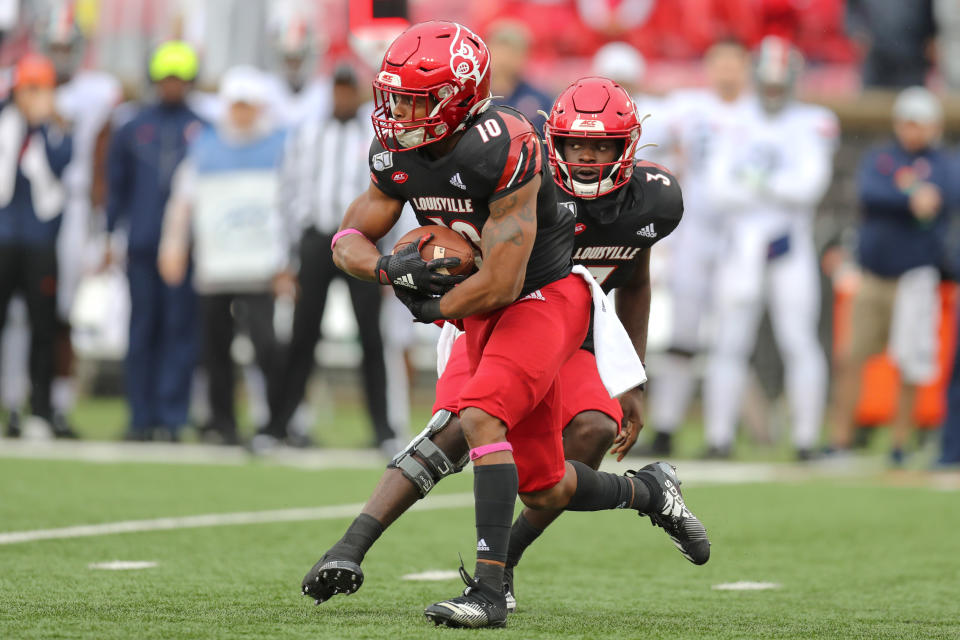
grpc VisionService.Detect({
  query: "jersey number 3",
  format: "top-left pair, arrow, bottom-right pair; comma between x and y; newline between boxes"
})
645,172 -> 671,186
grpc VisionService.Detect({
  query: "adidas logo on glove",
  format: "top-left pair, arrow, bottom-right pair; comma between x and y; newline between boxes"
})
394,273 -> 416,289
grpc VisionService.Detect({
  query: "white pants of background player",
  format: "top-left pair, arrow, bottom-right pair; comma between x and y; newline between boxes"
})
1,298 -> 30,413
648,214 -> 724,434
703,217 -> 827,452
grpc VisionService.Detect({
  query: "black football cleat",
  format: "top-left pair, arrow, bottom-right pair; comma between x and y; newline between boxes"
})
301,554 -> 363,605
424,565 -> 508,628
502,564 -> 516,613
628,462 -> 711,565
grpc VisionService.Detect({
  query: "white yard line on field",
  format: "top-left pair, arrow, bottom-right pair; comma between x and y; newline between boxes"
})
712,582 -> 782,591
0,492 -> 474,546
400,570 -> 462,581
0,439 -> 386,469
88,561 -> 158,570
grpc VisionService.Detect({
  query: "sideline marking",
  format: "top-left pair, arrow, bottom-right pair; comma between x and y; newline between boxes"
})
401,570 -> 461,581
712,581 -> 781,591
0,493 -> 473,546
0,440 -> 385,469
89,561 -> 158,570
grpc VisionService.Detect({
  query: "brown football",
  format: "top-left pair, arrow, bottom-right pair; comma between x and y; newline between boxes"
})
392,225 -> 479,277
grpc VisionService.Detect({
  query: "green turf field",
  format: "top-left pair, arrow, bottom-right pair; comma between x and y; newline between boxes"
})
2,455 -> 958,639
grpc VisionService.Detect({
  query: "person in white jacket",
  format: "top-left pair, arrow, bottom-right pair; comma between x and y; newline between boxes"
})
158,66 -> 289,445
641,39 -> 753,454
702,36 -> 838,460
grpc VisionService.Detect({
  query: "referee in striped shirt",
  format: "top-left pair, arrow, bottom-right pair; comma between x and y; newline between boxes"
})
265,65 -> 399,451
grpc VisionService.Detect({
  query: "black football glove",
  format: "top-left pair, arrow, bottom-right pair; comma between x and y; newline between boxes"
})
375,233 -> 465,296
395,288 -> 445,324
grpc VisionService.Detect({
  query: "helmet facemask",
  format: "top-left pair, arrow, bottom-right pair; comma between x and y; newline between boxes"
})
372,77 -> 491,151
372,81 -> 451,150
547,130 -> 638,199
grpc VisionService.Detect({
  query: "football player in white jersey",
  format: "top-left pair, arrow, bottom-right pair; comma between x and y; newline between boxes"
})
1,2 -> 120,437
702,36 -> 838,460
642,38 -> 753,454
263,11 -> 330,127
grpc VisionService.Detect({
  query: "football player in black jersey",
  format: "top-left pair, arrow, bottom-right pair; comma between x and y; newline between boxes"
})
301,22 -> 708,628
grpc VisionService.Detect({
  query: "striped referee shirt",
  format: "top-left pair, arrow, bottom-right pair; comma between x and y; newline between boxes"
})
280,103 -> 373,239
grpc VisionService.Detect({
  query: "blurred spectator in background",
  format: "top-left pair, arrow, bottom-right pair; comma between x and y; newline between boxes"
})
642,39 -> 752,455
590,41 -> 650,109
159,65 -> 287,447
267,65 -> 403,454
830,87 -> 952,465
703,37 -> 837,460
45,2 -> 120,433
189,11 -> 330,130
934,0 -> 960,91
0,54 -> 72,437
265,11 -> 330,127
847,0 -> 936,89
105,41 -> 203,441
486,20 -> 552,133
3,1 -> 119,439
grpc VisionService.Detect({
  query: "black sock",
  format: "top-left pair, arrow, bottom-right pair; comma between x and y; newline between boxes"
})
632,471 -> 666,513
327,513 -> 384,564
506,513 -> 544,568
565,460 -> 656,512
473,463 -> 518,590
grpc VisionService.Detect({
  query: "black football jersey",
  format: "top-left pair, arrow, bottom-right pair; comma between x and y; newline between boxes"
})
562,161 -> 684,295
369,105 -> 573,297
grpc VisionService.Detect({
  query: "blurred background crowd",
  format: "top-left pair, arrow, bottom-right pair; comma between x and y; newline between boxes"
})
2,0 -> 960,469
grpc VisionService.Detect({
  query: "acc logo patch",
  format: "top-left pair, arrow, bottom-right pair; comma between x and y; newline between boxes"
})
392,171 -> 409,183
574,222 -> 587,235
373,151 -> 393,171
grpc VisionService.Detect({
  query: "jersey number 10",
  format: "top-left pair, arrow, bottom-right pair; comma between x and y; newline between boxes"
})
475,120 -> 503,143
425,216 -> 483,249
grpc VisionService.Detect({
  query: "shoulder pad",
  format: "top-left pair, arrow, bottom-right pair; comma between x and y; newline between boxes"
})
462,108 -> 543,197
632,162 -> 684,226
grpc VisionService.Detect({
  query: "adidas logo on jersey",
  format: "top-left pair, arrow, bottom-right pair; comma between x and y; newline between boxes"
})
449,173 -> 466,190
636,224 -> 657,238
476,538 -> 490,552
394,273 -> 416,289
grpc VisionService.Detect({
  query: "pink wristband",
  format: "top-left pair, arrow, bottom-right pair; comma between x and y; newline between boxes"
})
331,228 -> 365,251
469,441 -> 514,461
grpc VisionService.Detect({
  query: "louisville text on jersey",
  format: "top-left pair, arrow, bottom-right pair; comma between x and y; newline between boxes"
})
410,196 -> 475,214
571,246 -> 644,261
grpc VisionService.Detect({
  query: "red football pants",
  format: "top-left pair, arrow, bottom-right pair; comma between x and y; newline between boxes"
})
440,274 -> 591,492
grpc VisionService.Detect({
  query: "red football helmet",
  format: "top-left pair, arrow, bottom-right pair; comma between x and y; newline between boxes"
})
544,77 -> 642,199
372,21 -> 492,151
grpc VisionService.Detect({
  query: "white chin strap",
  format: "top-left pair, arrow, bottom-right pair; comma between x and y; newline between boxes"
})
570,175 -> 615,199
396,127 -> 426,148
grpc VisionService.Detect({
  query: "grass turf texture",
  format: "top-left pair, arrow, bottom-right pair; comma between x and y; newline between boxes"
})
2,459 -> 959,639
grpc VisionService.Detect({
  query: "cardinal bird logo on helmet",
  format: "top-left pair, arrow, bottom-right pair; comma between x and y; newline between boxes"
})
450,30 -> 483,86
